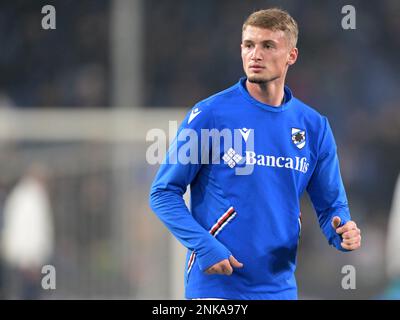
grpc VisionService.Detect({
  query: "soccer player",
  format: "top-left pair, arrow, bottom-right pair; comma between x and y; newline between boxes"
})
149,8 -> 361,299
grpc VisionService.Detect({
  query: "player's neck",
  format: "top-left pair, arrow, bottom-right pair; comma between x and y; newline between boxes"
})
246,79 -> 285,107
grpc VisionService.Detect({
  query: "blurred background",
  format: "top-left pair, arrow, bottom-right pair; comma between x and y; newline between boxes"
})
0,0 -> 399,299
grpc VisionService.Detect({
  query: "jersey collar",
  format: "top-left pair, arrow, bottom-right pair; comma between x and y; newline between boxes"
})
238,77 -> 293,112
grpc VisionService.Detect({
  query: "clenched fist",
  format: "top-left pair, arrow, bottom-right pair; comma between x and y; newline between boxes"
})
331,216 -> 361,250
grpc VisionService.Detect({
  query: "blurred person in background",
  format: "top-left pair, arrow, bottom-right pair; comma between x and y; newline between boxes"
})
380,172 -> 400,299
150,8 -> 361,300
1,164 -> 54,299
0,176 -> 10,299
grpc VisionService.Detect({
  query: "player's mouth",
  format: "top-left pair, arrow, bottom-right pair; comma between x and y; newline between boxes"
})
249,65 -> 265,72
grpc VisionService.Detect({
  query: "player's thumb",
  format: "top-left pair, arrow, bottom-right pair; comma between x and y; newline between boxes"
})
229,255 -> 243,268
331,216 -> 341,229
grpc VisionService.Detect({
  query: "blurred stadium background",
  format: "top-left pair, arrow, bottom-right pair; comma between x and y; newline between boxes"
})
0,0 -> 399,299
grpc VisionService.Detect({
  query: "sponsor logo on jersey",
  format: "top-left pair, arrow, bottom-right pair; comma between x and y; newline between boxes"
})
245,151 -> 309,173
222,148 -> 243,168
223,148 -> 309,173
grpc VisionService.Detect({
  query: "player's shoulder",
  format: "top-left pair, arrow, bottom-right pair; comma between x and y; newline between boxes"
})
292,96 -> 328,126
184,82 -> 240,125
292,96 -> 323,118
194,81 -> 240,111
183,82 -> 240,127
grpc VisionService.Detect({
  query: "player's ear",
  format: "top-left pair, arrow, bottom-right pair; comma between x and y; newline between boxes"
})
287,47 -> 298,66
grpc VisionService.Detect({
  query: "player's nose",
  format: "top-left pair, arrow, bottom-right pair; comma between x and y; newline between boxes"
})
250,46 -> 262,60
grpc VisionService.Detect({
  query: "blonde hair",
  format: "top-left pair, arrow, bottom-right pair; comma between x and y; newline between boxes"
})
242,8 -> 299,48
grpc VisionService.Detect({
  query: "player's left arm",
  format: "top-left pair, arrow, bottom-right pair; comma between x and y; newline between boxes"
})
332,216 -> 361,251
307,117 -> 361,252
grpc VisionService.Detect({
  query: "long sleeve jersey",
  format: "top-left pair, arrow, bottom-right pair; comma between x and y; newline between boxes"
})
149,77 -> 351,299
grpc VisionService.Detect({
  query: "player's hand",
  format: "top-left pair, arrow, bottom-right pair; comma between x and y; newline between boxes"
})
205,255 -> 243,276
331,216 -> 361,250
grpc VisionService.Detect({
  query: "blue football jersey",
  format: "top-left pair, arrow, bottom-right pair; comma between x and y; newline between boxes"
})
149,77 -> 351,299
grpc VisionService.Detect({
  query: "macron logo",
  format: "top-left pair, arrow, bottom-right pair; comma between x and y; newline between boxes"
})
188,108 -> 201,124
239,128 -> 252,143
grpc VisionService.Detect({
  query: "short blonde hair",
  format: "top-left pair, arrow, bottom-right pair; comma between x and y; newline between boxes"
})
242,8 -> 299,48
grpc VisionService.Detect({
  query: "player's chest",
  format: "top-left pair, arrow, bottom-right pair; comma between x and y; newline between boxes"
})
213,110 -> 317,178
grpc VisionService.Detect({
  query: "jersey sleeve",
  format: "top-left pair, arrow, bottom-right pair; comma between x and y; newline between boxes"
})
149,105 -> 232,271
306,117 -> 351,252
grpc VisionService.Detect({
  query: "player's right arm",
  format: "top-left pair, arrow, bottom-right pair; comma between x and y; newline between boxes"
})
205,256 -> 243,275
149,105 -> 232,272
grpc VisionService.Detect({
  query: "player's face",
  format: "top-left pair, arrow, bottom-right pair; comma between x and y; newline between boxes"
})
241,26 -> 297,84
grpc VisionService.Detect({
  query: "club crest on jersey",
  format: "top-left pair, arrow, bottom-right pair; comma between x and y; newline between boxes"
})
291,128 -> 306,149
